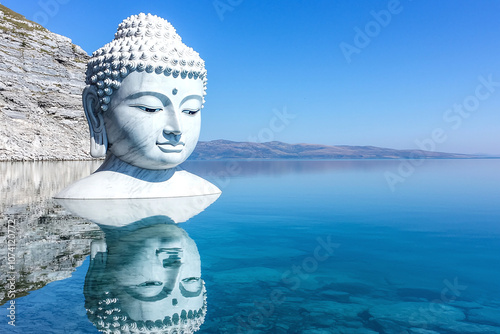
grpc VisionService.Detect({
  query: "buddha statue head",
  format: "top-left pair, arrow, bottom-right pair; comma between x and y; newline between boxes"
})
83,13 -> 207,170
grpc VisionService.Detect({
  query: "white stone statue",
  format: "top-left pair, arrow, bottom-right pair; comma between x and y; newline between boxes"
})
55,13 -> 220,199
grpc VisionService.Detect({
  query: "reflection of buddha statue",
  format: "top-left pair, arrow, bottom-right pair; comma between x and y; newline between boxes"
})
55,13 -> 220,199
56,194 -> 219,333
85,221 -> 206,333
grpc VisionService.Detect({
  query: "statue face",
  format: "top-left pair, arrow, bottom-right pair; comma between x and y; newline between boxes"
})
104,71 -> 203,169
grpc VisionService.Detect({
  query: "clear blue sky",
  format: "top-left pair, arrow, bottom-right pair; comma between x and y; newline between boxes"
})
3,0 -> 500,154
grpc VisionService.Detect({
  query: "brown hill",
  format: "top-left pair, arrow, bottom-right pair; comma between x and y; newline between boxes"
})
190,140 -> 485,160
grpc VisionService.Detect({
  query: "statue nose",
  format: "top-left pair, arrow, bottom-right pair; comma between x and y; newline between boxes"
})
163,112 -> 182,135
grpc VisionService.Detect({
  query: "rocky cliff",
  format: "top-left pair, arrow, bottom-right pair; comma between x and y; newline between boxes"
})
0,4 -> 92,161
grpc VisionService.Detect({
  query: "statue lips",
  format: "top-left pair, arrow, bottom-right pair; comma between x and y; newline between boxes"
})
157,141 -> 185,153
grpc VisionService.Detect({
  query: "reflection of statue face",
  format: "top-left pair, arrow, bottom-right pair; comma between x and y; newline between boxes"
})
109,226 -> 184,300
104,71 -> 203,170
85,223 -> 206,332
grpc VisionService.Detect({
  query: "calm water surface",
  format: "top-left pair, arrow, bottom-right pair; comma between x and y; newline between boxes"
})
1,160 -> 499,333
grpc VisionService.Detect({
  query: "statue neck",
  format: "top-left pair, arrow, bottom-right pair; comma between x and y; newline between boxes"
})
95,154 -> 177,182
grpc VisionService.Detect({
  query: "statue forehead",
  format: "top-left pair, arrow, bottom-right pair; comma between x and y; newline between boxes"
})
113,71 -> 204,100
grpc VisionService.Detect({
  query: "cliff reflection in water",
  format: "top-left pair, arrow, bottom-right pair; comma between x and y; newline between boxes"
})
0,161 -> 103,306
0,161 -> 101,212
57,194 -> 219,333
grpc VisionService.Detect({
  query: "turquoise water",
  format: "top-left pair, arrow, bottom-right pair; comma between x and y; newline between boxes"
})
1,160 -> 500,333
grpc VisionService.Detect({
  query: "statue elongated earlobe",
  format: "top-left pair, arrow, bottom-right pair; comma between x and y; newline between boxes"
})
83,86 -> 108,158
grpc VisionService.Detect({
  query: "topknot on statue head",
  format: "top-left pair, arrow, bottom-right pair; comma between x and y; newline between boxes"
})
85,13 -> 207,112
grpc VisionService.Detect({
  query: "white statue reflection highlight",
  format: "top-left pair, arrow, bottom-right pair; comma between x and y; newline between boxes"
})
57,194 -> 219,333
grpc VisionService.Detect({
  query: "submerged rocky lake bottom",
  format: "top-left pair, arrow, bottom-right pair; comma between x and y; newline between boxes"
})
1,159 -> 499,333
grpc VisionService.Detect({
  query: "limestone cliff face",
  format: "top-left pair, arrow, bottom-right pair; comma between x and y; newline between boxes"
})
0,4 -> 93,161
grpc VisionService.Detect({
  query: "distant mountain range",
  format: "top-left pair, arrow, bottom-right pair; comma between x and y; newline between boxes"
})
190,140 -> 494,160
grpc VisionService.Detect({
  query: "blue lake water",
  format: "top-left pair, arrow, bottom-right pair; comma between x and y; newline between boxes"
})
1,159 -> 499,333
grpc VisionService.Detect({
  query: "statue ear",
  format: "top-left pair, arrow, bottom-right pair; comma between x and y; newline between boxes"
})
83,86 -> 108,158
84,239 -> 108,298
90,239 -> 107,261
